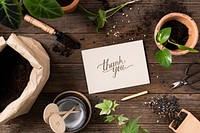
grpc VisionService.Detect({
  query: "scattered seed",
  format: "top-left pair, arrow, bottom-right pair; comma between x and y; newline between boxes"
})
113,31 -> 120,37
122,13 -> 125,16
130,7 -> 132,10
145,95 -> 180,124
128,20 -> 131,23
126,14 -> 129,17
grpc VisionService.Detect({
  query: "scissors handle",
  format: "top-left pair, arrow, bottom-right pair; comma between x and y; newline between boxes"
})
185,63 -> 200,76
183,63 -> 200,90
171,63 -> 200,90
184,63 -> 200,81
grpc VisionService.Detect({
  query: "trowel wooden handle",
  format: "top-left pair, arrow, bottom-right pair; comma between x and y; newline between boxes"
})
24,14 -> 55,35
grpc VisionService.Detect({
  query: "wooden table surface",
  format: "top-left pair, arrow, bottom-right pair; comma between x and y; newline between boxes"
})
0,0 -> 200,133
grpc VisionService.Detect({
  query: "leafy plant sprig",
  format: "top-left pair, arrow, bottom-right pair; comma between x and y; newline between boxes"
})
95,99 -> 149,133
80,0 -> 140,32
0,0 -> 64,29
156,27 -> 198,68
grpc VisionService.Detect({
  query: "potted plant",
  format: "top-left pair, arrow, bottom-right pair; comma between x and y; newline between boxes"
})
145,95 -> 200,133
57,0 -> 80,13
169,109 -> 200,133
0,0 -> 64,29
154,13 -> 199,68
95,99 -> 149,133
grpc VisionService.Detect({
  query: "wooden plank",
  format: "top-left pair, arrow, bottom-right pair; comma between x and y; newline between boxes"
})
1,33 -> 199,64
0,0 -> 200,132
0,0 -> 200,34
42,63 -> 200,93
0,93 -> 199,133
5,93 -> 200,124
0,123 -> 173,133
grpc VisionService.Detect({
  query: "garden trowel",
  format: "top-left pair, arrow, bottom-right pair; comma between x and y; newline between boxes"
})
24,14 -> 80,49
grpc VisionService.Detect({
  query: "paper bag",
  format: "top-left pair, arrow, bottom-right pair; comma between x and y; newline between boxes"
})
0,33 -> 50,124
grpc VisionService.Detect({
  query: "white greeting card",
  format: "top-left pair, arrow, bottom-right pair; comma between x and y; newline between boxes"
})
81,40 -> 150,94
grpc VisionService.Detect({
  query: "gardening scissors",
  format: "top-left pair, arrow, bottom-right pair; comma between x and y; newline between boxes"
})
170,63 -> 200,90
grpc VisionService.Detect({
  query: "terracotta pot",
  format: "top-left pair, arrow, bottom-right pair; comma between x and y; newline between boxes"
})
169,109 -> 200,133
154,13 -> 199,55
58,0 -> 80,13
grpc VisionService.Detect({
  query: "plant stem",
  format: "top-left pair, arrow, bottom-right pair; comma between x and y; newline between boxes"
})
105,4 -> 123,14
168,39 -> 180,47
113,115 -> 124,132
79,4 -> 98,16
106,0 -> 140,19
127,0 -> 140,4
106,4 -> 126,18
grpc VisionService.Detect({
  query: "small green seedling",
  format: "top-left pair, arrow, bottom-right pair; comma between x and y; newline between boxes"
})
156,27 -> 198,68
80,0 -> 139,32
95,99 -> 149,133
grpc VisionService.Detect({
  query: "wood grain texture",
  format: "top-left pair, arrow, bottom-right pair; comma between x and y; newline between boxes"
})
0,0 -> 200,133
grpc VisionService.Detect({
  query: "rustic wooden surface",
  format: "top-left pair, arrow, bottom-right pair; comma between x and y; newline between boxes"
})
0,0 -> 200,133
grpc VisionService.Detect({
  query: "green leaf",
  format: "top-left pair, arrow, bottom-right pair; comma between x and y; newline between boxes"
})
0,0 -> 22,29
111,101 -> 119,111
122,116 -> 141,133
95,99 -> 113,115
156,27 -> 172,44
98,9 -> 107,28
156,49 -> 172,69
176,44 -> 198,53
105,115 -> 115,123
96,9 -> 107,32
117,114 -> 129,125
23,0 -> 64,19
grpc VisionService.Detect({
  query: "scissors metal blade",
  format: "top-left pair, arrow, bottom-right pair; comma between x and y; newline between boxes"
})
170,81 -> 184,90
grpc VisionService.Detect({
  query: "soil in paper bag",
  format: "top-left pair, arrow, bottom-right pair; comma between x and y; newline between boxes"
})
0,46 -> 33,112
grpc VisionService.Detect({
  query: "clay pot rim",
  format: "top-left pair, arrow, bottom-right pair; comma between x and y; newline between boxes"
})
53,91 -> 92,133
154,12 -> 199,56
61,0 -> 80,13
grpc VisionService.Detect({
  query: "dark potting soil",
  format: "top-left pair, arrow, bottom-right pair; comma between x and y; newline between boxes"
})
57,0 -> 74,7
161,20 -> 189,50
142,0 -> 189,33
52,43 -> 73,57
0,46 -> 32,112
52,32 -> 80,57
97,0 -> 110,10
171,111 -> 188,130
145,95 -> 180,124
